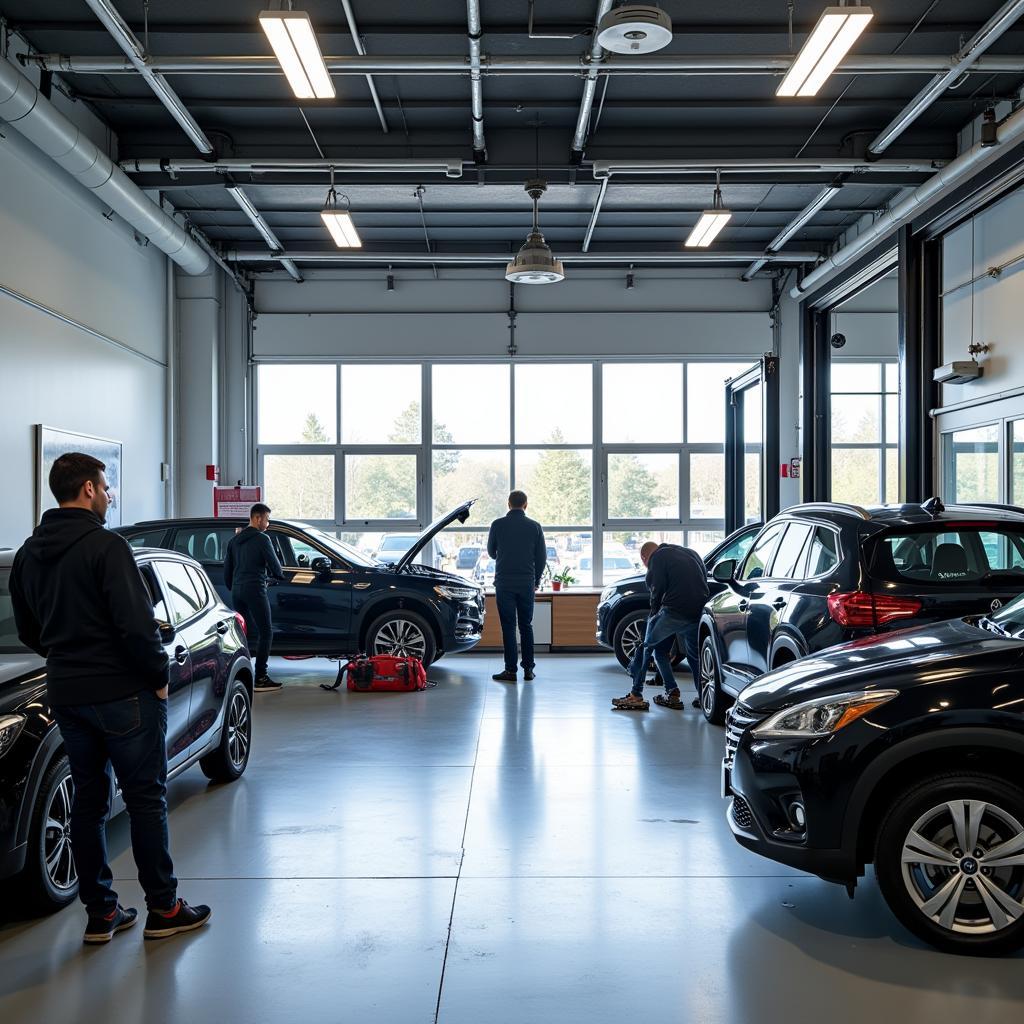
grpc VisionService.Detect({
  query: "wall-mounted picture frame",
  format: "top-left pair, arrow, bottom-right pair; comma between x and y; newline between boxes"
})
35,425 -> 123,527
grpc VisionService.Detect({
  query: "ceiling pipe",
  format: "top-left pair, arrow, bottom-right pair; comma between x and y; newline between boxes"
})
742,184 -> 842,280
582,176 -> 609,252
226,185 -> 303,282
121,157 -> 465,177
80,0 -> 212,153
225,249 -> 820,265
466,0 -> 487,161
792,102 -> 1024,299
338,0 -> 389,135
571,0 -> 615,161
25,52 -> 1024,75
593,157 -> 941,177
0,57 -> 208,274
869,0 -> 1024,155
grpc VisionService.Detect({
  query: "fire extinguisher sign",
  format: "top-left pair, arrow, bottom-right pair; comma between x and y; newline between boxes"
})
213,486 -> 262,518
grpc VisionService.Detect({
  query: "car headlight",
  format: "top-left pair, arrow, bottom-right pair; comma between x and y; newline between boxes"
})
751,690 -> 898,739
435,585 -> 480,602
0,715 -> 27,760
600,586 -> 616,604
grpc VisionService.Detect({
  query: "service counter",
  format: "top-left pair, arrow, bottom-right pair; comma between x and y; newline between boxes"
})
478,588 -> 603,652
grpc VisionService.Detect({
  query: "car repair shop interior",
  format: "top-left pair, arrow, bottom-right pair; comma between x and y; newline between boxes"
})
2,1 -> 1024,1021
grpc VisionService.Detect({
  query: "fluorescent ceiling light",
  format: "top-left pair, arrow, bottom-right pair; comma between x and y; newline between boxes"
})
685,210 -> 732,248
777,6 -> 873,98
321,190 -> 362,247
259,10 -> 335,99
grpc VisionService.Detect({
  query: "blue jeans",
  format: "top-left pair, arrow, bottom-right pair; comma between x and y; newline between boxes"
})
629,611 -> 701,697
53,690 -> 177,915
233,584 -> 273,679
495,583 -> 535,672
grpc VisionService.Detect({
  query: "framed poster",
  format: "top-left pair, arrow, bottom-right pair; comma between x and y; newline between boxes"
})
36,425 -> 123,527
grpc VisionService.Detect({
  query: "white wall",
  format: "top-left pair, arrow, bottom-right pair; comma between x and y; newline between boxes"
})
0,114 -> 169,546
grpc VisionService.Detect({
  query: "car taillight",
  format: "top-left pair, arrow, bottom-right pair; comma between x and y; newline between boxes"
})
827,591 -> 922,628
233,612 -> 247,637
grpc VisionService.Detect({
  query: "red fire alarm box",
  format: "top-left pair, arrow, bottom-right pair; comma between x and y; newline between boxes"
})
206,465 -> 219,482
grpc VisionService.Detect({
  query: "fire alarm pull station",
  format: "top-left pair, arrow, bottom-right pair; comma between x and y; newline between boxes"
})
206,465 -> 219,482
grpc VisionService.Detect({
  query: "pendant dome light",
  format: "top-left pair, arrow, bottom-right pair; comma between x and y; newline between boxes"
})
597,4 -> 673,55
505,179 -> 566,284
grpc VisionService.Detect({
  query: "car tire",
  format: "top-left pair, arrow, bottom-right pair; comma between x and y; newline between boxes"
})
365,609 -> 436,666
200,680 -> 252,783
875,772 -> 1024,956
699,635 -> 728,726
23,754 -> 79,911
612,611 -> 683,676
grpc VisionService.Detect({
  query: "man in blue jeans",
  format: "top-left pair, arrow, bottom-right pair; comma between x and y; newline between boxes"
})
10,453 -> 211,944
612,540 -> 708,711
487,490 -> 547,682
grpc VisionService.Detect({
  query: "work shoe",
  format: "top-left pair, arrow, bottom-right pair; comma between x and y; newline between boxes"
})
611,693 -> 649,711
83,904 -> 138,945
492,670 -> 517,682
654,690 -> 685,710
144,899 -> 212,940
523,669 -> 536,681
254,676 -> 283,692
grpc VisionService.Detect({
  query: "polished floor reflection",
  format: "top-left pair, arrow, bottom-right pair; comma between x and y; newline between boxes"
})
2,655 -> 1023,1022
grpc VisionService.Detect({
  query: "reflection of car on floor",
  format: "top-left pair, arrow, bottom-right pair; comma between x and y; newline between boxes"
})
698,499 -> 1024,724
723,599 -> 1024,956
0,547 -> 253,911
116,501 -> 485,665
597,524 -> 762,670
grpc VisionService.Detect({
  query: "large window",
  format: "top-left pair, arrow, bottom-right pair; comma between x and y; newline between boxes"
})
831,361 -> 899,506
256,360 -> 750,584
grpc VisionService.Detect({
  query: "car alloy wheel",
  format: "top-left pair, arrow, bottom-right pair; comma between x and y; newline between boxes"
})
226,690 -> 251,771
901,799 -> 1024,935
44,772 -> 78,893
374,618 -> 428,659
620,617 -> 644,666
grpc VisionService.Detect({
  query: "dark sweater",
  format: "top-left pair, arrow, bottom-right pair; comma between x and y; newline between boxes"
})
486,509 -> 547,588
646,543 -> 709,621
223,526 -> 285,591
10,508 -> 169,706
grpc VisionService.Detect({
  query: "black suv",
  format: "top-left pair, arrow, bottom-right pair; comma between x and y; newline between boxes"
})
0,547 -> 253,911
596,524 -> 761,669
723,597 -> 1024,956
698,500 -> 1024,724
116,501 -> 485,665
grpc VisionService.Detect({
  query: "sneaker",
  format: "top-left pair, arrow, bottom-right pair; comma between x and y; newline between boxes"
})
491,670 -> 517,682
254,676 -> 283,692
611,693 -> 648,710
144,899 -> 212,940
83,904 -> 138,945
523,669 -> 535,681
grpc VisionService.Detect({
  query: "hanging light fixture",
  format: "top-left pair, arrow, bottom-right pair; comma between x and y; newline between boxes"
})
259,3 -> 335,100
505,180 -> 566,284
596,5 -> 674,55
685,170 -> 732,248
321,168 -> 362,248
777,4 -> 874,98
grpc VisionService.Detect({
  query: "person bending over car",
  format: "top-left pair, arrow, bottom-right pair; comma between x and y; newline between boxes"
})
612,540 -> 708,712
224,502 -> 285,692
10,453 -> 211,944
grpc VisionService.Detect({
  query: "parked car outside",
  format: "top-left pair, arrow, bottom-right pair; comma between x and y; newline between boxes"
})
116,501 -> 485,665
722,598 -> 1024,956
597,524 -> 762,669
457,545 -> 484,570
697,500 -> 1024,724
473,555 -> 497,588
0,547 -> 253,911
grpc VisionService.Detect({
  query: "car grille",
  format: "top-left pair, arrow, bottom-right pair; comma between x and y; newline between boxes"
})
725,702 -> 764,766
731,795 -> 755,831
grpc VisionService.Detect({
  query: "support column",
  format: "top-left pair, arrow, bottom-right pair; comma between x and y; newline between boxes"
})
799,303 -> 831,501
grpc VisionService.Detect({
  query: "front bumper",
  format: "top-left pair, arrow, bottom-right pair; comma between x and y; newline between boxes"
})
446,594 -> 485,653
595,600 -> 615,649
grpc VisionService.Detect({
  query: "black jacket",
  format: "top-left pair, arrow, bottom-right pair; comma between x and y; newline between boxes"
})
646,543 -> 709,621
224,526 -> 285,591
10,508 -> 169,706
486,509 -> 547,588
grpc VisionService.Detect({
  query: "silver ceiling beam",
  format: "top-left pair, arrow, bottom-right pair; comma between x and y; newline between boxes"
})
582,176 -> 609,252
225,249 -> 820,265
571,0 -> 614,160
121,157 -> 465,177
593,158 -> 941,177
869,0 -> 1024,155
339,0 -> 389,135
80,0 -> 212,153
27,52 -> 1024,75
466,0 -> 487,160
226,185 -> 303,282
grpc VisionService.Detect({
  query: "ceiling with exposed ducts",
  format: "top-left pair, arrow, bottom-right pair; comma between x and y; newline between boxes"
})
4,0 -> 1024,276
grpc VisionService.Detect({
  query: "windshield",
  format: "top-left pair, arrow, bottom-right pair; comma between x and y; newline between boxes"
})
379,536 -> 415,553
306,530 -> 377,568
0,569 -> 29,654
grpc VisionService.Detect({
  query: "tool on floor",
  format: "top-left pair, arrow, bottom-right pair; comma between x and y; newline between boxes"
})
320,654 -> 434,693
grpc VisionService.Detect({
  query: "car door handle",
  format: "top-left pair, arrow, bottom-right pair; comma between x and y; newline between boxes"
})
738,600 -> 749,611
173,645 -> 188,665
772,598 -> 786,610
216,620 -> 230,635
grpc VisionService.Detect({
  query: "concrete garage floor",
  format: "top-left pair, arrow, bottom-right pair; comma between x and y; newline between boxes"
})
1,655 -> 1023,1023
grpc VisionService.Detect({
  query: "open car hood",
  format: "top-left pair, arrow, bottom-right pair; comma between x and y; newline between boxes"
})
395,500 -> 476,572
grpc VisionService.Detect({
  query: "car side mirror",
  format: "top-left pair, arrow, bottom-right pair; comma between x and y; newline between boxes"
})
310,556 -> 332,576
158,621 -> 177,644
712,558 -> 737,583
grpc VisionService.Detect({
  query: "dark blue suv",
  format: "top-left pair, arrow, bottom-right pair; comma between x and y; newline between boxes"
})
116,501 -> 485,665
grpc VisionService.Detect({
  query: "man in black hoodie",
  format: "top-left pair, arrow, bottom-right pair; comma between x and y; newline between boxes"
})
10,453 -> 210,944
223,503 -> 285,691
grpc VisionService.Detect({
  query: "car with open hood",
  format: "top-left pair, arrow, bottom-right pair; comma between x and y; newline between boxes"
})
116,501 -> 485,665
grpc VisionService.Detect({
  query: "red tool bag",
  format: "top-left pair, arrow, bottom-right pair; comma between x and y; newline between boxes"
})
321,654 -> 429,693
